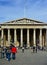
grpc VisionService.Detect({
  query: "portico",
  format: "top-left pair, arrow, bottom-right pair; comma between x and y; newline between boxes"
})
0,18 -> 47,48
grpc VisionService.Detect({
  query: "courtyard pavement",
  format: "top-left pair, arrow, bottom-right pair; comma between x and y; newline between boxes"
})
0,49 -> 47,65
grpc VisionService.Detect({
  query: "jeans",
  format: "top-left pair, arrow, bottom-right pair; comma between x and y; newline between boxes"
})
12,53 -> 16,60
6,52 -> 11,61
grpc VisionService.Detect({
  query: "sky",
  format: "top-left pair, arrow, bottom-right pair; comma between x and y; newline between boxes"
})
0,0 -> 47,23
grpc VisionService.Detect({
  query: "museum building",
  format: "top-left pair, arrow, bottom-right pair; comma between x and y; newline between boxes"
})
0,18 -> 47,48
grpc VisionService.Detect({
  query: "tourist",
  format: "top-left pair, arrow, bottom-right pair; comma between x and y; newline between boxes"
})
36,46 -> 37,53
11,45 -> 17,60
6,48 -> 11,61
22,47 -> 24,53
2,48 -> 5,58
33,46 -> 35,53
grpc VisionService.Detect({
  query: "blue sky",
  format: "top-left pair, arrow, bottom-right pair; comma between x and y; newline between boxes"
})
0,0 -> 47,23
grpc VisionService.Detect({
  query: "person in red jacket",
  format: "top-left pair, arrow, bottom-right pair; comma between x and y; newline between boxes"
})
11,45 -> 17,60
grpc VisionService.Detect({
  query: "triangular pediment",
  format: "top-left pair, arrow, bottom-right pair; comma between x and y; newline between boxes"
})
4,18 -> 43,24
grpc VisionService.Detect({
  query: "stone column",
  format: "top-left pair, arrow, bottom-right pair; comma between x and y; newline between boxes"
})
1,29 -> 4,46
14,29 -> 17,45
46,29 -> 47,47
21,29 -> 23,47
27,29 -> 30,47
33,29 -> 36,46
8,29 -> 10,46
40,29 -> 42,48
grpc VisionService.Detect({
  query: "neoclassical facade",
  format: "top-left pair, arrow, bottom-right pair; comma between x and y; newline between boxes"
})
0,18 -> 47,48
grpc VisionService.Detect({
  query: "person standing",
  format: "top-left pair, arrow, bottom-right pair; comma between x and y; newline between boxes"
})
2,48 -> 5,58
36,46 -> 37,53
11,46 -> 17,60
33,46 -> 35,53
7,48 -> 11,61
6,47 -> 11,61
22,47 -> 24,53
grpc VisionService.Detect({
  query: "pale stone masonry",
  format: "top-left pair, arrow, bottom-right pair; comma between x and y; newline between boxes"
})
21,29 -> 23,47
0,18 -> 47,48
